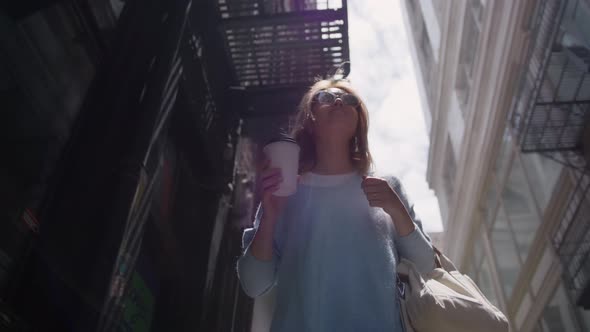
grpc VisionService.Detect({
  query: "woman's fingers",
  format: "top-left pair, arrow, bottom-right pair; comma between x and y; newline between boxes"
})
365,188 -> 385,207
262,176 -> 283,190
263,179 -> 283,192
362,186 -> 383,194
261,167 -> 282,182
267,183 -> 281,194
364,190 -> 383,199
257,156 -> 283,196
362,178 -> 389,189
367,195 -> 382,201
262,171 -> 283,191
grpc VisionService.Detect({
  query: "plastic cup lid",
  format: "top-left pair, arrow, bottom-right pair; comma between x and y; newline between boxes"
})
266,131 -> 298,145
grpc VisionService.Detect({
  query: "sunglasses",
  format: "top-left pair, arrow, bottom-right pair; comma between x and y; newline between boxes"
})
312,89 -> 361,107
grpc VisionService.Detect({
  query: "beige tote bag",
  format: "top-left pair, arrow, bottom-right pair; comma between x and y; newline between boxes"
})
396,248 -> 510,332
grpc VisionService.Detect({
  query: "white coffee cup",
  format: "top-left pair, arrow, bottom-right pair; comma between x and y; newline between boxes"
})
263,136 -> 300,197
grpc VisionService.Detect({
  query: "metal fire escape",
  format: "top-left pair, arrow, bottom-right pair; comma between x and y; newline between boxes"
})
218,0 -> 349,88
510,0 -> 590,309
214,0 -> 350,130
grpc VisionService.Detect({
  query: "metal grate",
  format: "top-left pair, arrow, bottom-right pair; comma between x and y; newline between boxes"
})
182,25 -> 219,134
510,0 -> 590,154
218,0 -> 349,88
217,0 -> 343,18
553,163 -> 590,305
538,52 -> 590,104
520,103 -> 589,153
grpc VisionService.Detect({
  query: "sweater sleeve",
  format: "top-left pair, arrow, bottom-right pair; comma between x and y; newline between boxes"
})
386,175 -> 436,275
236,203 -> 281,298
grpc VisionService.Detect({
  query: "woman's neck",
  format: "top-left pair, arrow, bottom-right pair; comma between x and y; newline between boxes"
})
312,137 -> 355,175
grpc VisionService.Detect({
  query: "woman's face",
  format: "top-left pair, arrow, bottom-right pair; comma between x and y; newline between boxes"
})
310,87 -> 360,142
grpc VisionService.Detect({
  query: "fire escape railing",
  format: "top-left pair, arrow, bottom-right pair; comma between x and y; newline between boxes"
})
509,0 -> 590,308
216,0 -> 350,89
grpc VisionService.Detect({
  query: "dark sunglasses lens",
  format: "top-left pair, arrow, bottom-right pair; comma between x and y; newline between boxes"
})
341,94 -> 359,106
317,91 -> 335,104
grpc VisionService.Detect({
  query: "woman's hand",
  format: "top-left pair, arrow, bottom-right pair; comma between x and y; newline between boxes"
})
361,176 -> 416,236
257,156 -> 291,220
361,176 -> 401,214
249,157 -> 295,262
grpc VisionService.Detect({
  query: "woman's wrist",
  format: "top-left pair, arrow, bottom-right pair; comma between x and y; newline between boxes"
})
251,214 -> 278,261
261,211 -> 279,225
386,207 -> 416,237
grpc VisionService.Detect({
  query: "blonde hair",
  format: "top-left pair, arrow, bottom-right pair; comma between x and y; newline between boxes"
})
289,79 -> 373,176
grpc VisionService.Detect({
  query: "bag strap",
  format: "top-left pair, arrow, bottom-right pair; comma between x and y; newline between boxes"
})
433,246 -> 443,269
396,245 -> 454,281
433,245 -> 459,272
397,258 -> 426,289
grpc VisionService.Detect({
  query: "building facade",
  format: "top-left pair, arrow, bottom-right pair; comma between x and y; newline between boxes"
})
401,1 -> 590,331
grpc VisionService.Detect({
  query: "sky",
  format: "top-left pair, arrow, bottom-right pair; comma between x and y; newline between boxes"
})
346,0 -> 444,233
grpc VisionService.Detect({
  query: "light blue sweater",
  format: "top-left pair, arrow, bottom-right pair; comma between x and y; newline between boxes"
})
236,171 -> 435,332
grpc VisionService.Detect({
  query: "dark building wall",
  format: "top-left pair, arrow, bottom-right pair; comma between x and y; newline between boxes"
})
0,0 -> 253,331
0,3 -> 119,330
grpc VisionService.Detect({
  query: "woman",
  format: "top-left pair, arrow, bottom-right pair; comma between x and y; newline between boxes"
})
236,78 -> 435,331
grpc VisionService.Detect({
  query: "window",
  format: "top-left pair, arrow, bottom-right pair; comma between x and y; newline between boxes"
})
431,0 -> 446,23
482,174 -> 499,228
405,0 -> 436,106
473,232 -> 484,264
467,223 -> 500,308
479,256 -> 499,307
405,0 -> 418,15
443,138 -> 457,201
466,259 -> 478,282
520,152 -> 562,214
471,0 -> 484,23
419,19 -> 435,98
540,283 -> 586,331
482,125 -> 512,230
493,126 -> 514,185
419,20 -> 433,64
467,224 -> 484,282
501,155 -> 541,262
418,0 -> 441,56
455,0 -> 485,115
490,203 -> 522,298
